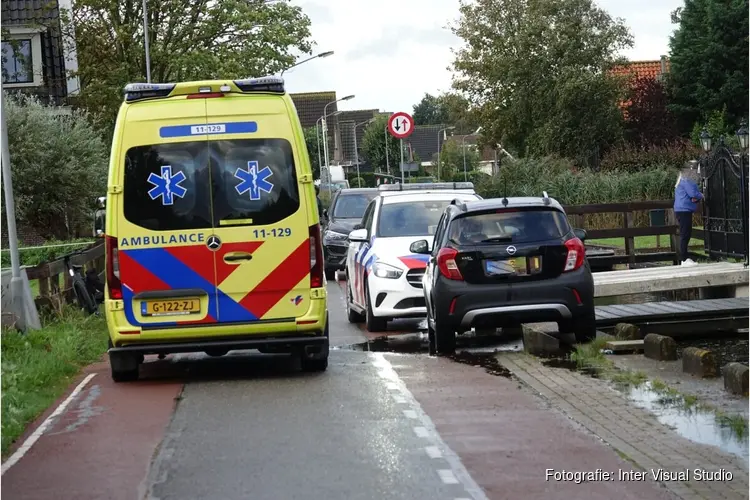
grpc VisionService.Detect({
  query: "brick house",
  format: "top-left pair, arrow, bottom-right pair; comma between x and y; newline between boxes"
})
609,56 -> 670,118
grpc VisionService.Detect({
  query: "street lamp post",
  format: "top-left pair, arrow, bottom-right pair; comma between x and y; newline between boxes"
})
316,111 -> 341,181
280,51 -> 334,76
736,120 -> 749,266
437,126 -> 455,181
462,126 -> 483,181
322,95 -> 354,197
352,118 -> 375,187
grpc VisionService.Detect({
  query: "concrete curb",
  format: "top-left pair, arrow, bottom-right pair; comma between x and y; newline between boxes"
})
722,363 -> 749,396
682,347 -> 720,378
643,333 -> 677,361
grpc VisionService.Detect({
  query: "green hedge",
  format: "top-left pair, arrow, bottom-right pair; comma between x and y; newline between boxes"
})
0,238 -> 95,268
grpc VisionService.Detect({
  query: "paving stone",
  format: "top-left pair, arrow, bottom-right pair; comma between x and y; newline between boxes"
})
722,362 -> 749,396
643,333 -> 678,361
682,347 -> 720,378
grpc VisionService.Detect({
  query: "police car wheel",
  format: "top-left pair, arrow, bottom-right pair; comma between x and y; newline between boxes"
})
364,280 -> 387,332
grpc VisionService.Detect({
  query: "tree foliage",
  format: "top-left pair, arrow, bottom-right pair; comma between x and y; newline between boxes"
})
412,93 -> 447,126
62,0 -> 314,138
624,76 -> 678,147
303,126 -> 321,179
360,115 -> 407,174
667,0 -> 749,134
431,138 -> 480,181
451,0 -> 633,159
412,92 -> 475,133
4,93 -> 108,239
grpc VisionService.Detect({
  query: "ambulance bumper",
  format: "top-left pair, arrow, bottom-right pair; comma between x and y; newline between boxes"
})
108,334 -> 327,356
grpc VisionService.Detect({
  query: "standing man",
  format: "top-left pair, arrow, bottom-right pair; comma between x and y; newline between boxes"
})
674,162 -> 703,266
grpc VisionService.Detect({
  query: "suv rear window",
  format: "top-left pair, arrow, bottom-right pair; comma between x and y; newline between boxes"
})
332,193 -> 376,219
377,200 -> 450,237
449,209 -> 570,245
123,139 -> 299,230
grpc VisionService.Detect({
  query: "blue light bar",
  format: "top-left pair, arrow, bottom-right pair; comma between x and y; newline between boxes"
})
233,76 -> 285,93
123,83 -> 176,102
377,182 -> 475,192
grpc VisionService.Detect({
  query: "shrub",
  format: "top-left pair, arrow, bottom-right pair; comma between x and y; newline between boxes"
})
4,92 -> 108,241
599,141 -> 699,173
0,238 -> 96,268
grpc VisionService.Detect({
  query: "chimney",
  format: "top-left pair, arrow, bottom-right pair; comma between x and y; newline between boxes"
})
660,55 -> 668,75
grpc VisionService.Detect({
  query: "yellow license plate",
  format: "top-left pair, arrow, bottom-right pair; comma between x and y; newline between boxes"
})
142,298 -> 200,316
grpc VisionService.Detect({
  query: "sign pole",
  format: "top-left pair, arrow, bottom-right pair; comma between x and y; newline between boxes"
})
1,90 -> 27,330
400,138 -> 405,184
384,125 -> 389,175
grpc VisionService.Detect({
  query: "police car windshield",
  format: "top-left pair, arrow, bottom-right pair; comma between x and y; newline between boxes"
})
377,200 -> 449,237
332,193 -> 375,219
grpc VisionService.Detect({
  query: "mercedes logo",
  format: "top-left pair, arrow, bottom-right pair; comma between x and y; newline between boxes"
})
506,245 -> 517,256
206,235 -> 222,251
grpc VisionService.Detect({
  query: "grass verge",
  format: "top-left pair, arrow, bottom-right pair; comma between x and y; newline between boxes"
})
1,307 -> 108,456
569,336 -> 749,441
587,235 -> 703,249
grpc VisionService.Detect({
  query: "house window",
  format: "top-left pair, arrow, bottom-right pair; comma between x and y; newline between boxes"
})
2,39 -> 34,84
1,28 -> 43,88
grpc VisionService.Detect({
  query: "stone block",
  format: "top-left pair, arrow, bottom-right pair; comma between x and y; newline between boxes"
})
723,363 -> 749,396
522,327 -> 562,357
682,347 -> 720,378
643,334 -> 677,361
605,340 -> 644,353
614,322 -> 641,340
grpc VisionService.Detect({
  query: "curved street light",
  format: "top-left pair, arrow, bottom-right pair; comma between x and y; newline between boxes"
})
462,126 -> 483,181
352,118 -> 376,187
281,51 -> 334,76
437,126 -> 455,181
321,95 -> 355,195
316,111 -> 341,177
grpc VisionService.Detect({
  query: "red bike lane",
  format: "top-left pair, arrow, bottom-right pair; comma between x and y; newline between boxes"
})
2,359 -> 182,500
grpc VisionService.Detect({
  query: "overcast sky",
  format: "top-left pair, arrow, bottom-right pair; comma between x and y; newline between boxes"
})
284,0 -> 684,114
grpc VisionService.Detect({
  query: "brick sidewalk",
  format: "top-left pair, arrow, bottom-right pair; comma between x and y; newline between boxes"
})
498,353 -> 749,500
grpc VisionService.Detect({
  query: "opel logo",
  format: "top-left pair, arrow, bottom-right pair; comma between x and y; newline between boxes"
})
506,245 -> 517,256
206,235 -> 222,251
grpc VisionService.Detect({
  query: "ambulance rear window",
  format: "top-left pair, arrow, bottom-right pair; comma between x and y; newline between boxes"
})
123,139 -> 300,230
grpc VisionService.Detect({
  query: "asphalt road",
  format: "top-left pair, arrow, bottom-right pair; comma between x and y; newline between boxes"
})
142,281 -> 482,500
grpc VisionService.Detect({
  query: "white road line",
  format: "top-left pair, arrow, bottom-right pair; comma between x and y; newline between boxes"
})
425,445 -> 443,459
371,352 -> 489,500
413,426 -> 429,438
1,373 -> 96,475
438,469 -> 460,484
403,409 -> 418,419
386,382 -> 400,391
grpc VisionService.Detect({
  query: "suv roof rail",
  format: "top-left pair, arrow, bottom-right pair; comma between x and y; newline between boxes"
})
542,191 -> 551,206
450,198 -> 467,210
123,76 -> 285,103
377,181 -> 475,192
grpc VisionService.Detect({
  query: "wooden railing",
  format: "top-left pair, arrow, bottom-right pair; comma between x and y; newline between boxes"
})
25,242 -> 105,308
562,200 -> 703,267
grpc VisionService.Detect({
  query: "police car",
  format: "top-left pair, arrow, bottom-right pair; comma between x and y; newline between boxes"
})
344,182 -> 481,331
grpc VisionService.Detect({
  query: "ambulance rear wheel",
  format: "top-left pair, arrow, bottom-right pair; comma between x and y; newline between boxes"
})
325,269 -> 336,281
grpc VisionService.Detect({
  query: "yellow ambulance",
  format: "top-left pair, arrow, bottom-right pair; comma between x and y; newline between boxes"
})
102,77 -> 328,381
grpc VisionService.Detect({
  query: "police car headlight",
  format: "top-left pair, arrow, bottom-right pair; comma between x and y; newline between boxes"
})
372,262 -> 403,279
324,230 -> 348,243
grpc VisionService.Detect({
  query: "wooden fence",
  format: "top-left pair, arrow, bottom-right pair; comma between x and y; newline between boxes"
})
25,242 -> 105,308
563,200 -> 704,268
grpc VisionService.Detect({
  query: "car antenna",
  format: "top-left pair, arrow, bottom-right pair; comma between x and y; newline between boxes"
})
502,175 -> 509,206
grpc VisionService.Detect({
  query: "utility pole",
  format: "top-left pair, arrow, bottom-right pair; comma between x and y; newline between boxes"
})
400,138 -> 405,184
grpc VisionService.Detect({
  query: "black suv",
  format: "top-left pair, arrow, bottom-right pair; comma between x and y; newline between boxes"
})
322,188 -> 378,280
410,195 -> 595,355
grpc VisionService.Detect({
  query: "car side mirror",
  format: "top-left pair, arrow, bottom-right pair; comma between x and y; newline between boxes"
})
322,209 -> 328,218
93,208 -> 106,238
96,196 -> 106,209
410,239 -> 430,254
352,223 -> 364,230
348,228 -> 368,243
573,228 -> 587,241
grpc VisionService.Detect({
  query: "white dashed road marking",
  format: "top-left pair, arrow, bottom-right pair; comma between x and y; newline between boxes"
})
371,353 -> 489,500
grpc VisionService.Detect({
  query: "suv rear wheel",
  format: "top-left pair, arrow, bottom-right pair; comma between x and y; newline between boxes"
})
434,318 -> 456,356
559,310 -> 597,344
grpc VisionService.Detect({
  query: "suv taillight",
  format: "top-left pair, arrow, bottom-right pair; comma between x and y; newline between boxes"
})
563,237 -> 585,272
309,224 -> 324,287
437,248 -> 463,280
105,235 -> 122,299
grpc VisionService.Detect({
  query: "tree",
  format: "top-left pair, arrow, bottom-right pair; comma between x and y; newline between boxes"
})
360,115 -> 407,174
62,0 -> 314,138
430,139 -> 480,181
623,76 -> 679,147
4,92 -> 108,239
451,0 -> 633,159
667,0 -> 749,134
412,92 -> 474,133
303,126 -> 321,179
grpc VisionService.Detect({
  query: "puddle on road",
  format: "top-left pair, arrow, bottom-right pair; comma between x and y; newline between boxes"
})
626,381 -> 749,466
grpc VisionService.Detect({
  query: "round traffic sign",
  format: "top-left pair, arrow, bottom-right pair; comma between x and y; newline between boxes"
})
388,112 -> 414,139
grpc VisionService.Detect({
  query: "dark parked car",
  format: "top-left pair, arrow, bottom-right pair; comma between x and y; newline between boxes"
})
322,188 -> 378,279
411,195 -> 595,355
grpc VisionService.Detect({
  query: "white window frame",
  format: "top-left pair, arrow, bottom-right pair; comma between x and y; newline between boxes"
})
2,27 -> 44,88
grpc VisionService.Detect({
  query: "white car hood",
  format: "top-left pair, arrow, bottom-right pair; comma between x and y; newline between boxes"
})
371,236 -> 431,270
